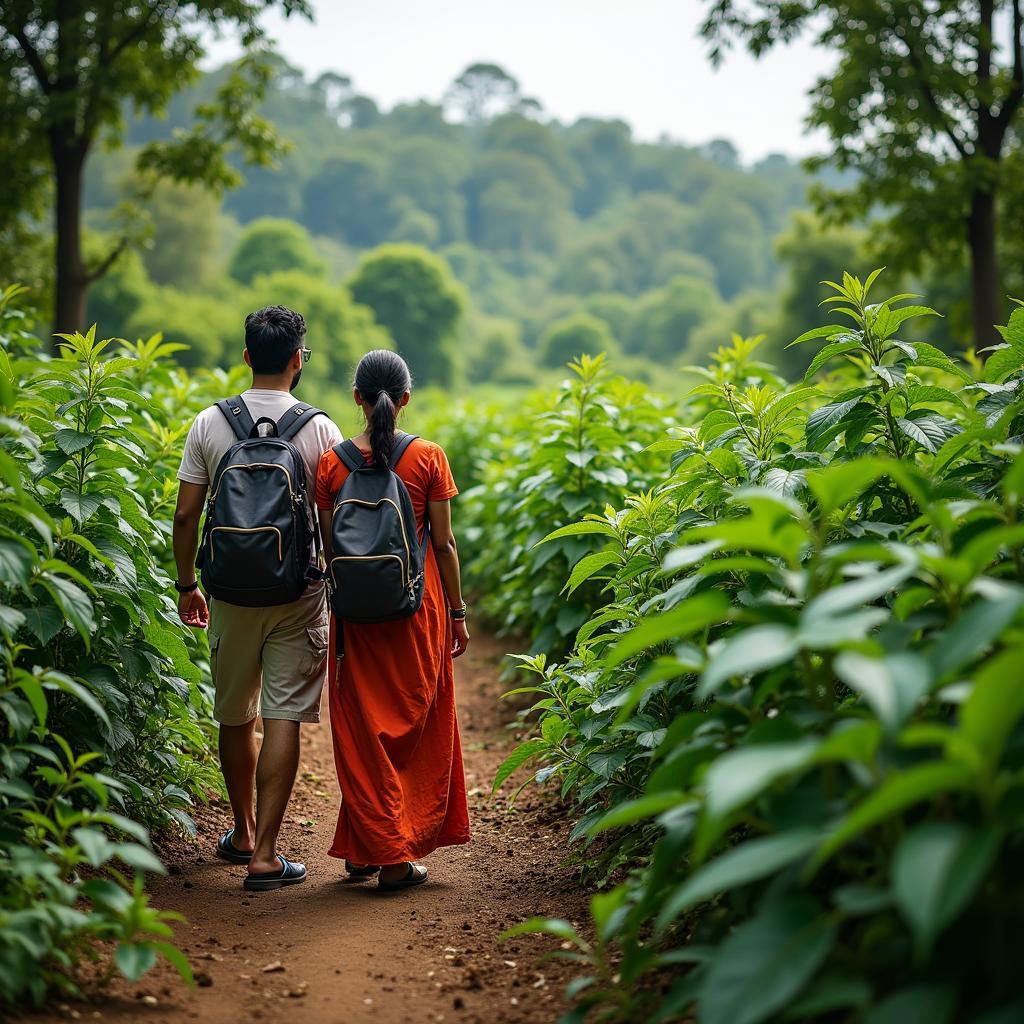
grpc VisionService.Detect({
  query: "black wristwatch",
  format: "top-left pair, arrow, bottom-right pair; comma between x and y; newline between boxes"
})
174,580 -> 200,594
450,605 -> 468,620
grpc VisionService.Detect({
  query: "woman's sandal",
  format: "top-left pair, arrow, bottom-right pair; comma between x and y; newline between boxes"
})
243,856 -> 307,891
345,861 -> 381,879
215,828 -> 253,864
378,863 -> 428,892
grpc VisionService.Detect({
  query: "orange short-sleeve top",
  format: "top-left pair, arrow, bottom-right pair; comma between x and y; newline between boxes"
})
315,437 -> 458,531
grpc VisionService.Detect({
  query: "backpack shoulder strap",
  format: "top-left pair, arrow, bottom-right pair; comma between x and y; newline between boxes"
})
390,432 -> 419,469
215,396 -> 256,442
333,440 -> 366,474
277,404 -> 326,443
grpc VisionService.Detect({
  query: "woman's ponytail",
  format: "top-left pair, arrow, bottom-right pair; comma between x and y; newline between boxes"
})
353,349 -> 413,467
368,390 -> 397,467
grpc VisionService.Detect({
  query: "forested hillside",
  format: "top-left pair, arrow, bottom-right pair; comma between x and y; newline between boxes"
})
74,58 -> 865,389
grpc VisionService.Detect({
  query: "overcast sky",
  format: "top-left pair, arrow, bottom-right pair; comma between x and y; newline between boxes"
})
205,0 -> 834,162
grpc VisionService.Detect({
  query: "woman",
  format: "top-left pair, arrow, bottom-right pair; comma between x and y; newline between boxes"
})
315,350 -> 471,890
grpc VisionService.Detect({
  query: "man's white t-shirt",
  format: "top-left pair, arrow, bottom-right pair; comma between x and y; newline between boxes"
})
177,388 -> 343,492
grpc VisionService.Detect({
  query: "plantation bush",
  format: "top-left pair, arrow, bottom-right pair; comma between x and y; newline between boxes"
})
0,286 -> 241,1004
456,354 -> 671,655
470,274 -> 1024,1022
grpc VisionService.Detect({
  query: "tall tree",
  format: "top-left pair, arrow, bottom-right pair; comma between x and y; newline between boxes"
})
443,63 -> 521,125
702,0 -> 1024,348
348,244 -> 465,387
0,1 -> 310,333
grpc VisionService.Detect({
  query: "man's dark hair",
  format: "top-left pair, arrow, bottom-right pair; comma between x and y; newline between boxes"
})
244,306 -> 307,374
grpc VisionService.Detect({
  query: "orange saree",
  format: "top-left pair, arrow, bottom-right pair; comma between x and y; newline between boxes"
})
315,438 -> 470,865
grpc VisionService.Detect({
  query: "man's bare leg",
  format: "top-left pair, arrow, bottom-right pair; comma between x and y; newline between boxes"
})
248,718 -> 301,875
218,720 -> 258,851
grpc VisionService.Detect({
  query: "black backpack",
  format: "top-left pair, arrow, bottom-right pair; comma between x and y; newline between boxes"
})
328,432 -> 428,625
197,395 -> 326,607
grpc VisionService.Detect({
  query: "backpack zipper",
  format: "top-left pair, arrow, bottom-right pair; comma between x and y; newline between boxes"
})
210,525 -> 283,561
333,497 -> 412,575
211,463 -> 295,503
330,553 -> 408,586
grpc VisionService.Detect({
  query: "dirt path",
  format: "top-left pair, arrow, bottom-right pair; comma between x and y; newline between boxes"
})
41,634 -> 588,1024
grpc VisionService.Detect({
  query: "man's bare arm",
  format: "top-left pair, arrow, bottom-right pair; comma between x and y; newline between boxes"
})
172,481 -> 209,628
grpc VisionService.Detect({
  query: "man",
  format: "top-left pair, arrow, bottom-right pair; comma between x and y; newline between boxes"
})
172,305 -> 342,890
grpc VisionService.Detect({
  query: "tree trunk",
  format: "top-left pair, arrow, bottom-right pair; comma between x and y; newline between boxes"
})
51,134 -> 88,338
967,187 -> 1001,353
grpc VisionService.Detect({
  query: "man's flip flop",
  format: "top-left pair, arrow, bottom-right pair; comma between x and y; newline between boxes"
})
216,828 -> 253,864
345,861 -> 381,879
243,856 -> 307,891
378,863 -> 428,892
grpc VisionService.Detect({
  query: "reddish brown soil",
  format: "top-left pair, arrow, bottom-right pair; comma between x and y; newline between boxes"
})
37,634 -> 589,1024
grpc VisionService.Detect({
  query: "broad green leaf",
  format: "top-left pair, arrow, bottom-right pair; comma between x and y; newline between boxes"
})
929,595 -> 1023,680
876,304 -> 939,338
115,942 -> 157,983
14,674 -> 48,726
913,342 -> 973,383
762,468 -> 806,498
786,324 -> 849,348
699,896 -> 836,1024
492,739 -> 548,794
902,383 -> 967,409
703,740 -> 819,825
0,537 -> 34,587
892,822 -> 1000,956
803,563 -> 915,620
833,652 -> 931,733
59,488 -> 103,524
587,749 -> 628,778
38,575 -> 95,641
590,792 -> 686,835
896,413 -> 960,453
782,975 -> 872,1019
811,762 -> 977,870
536,520 -> 616,545
72,827 -> 114,867
54,429 -> 95,455
113,842 -> 167,874
662,540 -> 722,571
500,917 -> 581,943
805,396 -> 864,448
22,603 -> 64,645
802,339 -> 861,380
958,646 -> 1024,767
806,457 -> 888,515
563,550 -> 619,595
607,592 -> 730,667
656,829 -> 820,933
698,625 -> 798,698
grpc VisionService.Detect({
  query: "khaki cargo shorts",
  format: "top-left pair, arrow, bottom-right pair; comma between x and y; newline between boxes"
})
208,583 -> 329,726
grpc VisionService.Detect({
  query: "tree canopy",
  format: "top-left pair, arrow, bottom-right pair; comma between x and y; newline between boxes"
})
702,0 -> 1024,347
0,0 -> 311,331
348,245 -> 466,387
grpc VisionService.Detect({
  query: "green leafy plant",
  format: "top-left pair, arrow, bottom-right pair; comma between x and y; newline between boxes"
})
0,290 -> 245,1004
478,274 -> 1024,1022
461,353 -> 669,654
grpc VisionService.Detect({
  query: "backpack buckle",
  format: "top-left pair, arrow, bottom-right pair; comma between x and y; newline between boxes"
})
231,406 -> 241,415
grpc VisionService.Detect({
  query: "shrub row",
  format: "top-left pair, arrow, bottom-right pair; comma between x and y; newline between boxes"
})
460,274 -> 1024,1023
0,287 -> 241,1004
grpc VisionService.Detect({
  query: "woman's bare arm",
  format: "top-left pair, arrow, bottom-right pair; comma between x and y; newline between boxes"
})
428,499 -> 469,657
318,507 -> 333,562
